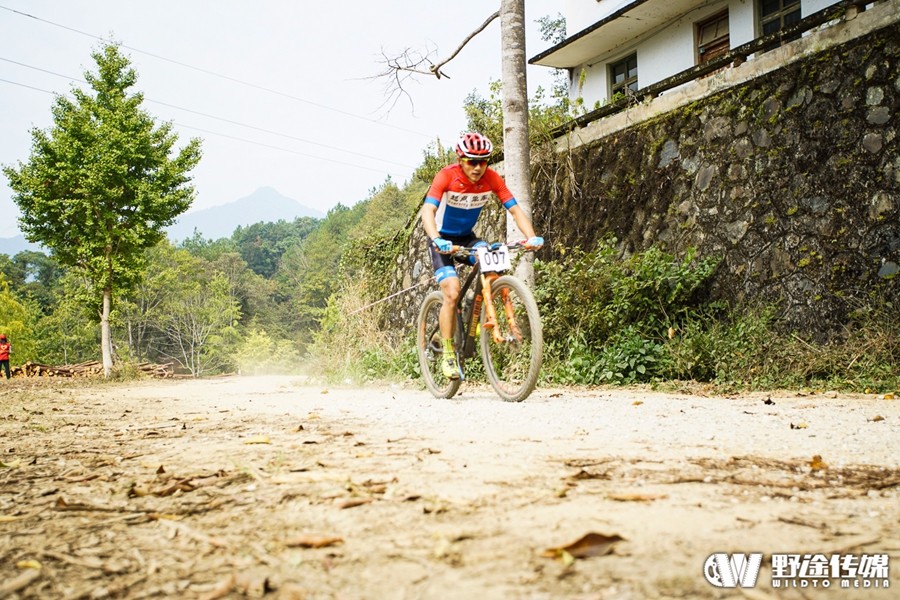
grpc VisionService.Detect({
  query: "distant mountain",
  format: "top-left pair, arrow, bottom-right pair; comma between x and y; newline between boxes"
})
166,187 -> 325,242
0,187 -> 325,256
0,235 -> 44,257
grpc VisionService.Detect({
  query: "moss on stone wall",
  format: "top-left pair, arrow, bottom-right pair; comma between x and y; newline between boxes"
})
532,22 -> 900,340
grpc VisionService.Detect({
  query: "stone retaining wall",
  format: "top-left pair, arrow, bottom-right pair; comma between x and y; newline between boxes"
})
381,5 -> 898,340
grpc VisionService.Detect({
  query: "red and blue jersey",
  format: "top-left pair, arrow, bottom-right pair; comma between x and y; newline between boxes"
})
424,164 -> 518,237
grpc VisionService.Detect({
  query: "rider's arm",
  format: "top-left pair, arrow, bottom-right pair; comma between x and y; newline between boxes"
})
507,204 -> 537,240
420,203 -> 442,242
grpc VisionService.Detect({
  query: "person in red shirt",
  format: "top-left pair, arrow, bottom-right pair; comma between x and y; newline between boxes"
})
0,335 -> 10,379
421,132 -> 543,379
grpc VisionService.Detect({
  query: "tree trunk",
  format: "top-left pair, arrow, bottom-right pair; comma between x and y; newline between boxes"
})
500,0 -> 534,285
101,288 -> 113,377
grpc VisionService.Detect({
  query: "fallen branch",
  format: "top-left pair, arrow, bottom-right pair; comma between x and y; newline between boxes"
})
0,568 -> 41,598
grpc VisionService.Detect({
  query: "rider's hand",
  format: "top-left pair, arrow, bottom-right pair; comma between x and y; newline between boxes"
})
433,237 -> 453,254
525,236 -> 544,250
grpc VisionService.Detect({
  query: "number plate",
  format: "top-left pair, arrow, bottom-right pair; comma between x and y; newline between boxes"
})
476,245 -> 511,273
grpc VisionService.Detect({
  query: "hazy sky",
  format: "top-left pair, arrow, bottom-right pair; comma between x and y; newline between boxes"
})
0,1 -> 562,239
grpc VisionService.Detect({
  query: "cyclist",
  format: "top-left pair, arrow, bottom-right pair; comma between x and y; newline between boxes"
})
421,132 -> 543,380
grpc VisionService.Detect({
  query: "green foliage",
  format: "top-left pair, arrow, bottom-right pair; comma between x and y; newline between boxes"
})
661,304 -> 778,384
549,327 -> 666,386
412,142 -> 457,186
537,13 -> 566,45
463,80 -> 571,159
232,328 -> 303,375
3,43 -> 202,373
1,43 -> 894,393
0,275 -> 41,363
156,273 -> 241,376
537,238 -> 719,346
230,217 -> 319,278
0,251 -> 64,314
4,43 -> 202,295
352,178 -> 421,241
304,280 -> 417,384
464,81 -> 505,153
178,232 -> 238,261
535,238 -> 720,384
115,241 -> 242,375
276,203 -> 367,339
536,240 -> 898,392
32,275 -> 99,364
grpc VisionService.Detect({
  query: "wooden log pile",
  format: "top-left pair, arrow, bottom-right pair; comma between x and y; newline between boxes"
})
10,361 -> 175,379
135,362 -> 176,378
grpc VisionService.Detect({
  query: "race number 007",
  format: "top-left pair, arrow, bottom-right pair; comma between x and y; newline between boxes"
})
476,245 -> 511,273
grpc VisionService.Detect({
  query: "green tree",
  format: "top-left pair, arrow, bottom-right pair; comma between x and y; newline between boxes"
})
157,273 -> 241,377
0,275 -> 40,364
232,328 -> 303,375
33,275 -> 99,365
0,250 -> 64,314
3,43 -> 202,376
117,242 -> 193,363
178,231 -> 237,261
353,179 -> 422,240
231,217 -> 319,278
276,203 -> 367,340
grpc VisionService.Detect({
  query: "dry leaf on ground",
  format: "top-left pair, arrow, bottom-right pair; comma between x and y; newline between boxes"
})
542,532 -> 625,560
284,535 -> 344,548
607,492 -> 668,502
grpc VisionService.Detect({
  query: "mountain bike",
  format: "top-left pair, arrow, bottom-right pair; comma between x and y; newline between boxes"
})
416,241 -> 542,402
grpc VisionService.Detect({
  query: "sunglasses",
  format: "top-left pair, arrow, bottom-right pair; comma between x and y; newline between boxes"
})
461,158 -> 488,167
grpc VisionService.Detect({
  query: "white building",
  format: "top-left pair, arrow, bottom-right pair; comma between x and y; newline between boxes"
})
529,0 -> 854,110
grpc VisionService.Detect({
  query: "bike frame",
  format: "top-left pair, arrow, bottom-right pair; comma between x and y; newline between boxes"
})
450,245 -> 526,374
417,240 -> 542,401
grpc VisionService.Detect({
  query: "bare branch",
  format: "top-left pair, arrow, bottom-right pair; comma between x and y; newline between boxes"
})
372,11 -> 500,115
431,11 -> 500,79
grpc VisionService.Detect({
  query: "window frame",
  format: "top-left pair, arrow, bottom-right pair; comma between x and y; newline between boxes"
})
609,53 -> 638,97
759,0 -> 802,38
696,11 -> 730,64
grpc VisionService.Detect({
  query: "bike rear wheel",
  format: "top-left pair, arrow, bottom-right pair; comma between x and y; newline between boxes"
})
416,291 -> 462,399
479,275 -> 542,402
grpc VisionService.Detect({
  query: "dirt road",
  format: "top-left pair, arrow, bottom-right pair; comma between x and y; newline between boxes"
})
1,376 -> 898,599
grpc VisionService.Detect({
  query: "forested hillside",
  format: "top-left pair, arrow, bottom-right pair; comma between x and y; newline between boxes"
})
0,172 -> 428,377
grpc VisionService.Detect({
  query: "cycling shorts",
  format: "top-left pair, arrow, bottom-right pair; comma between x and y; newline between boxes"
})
428,233 -> 487,283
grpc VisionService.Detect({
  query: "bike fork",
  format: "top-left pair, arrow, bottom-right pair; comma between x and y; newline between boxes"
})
501,288 -> 524,341
480,273 -> 505,344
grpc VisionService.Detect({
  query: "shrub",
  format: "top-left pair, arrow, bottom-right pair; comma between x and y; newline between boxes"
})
535,237 -> 720,384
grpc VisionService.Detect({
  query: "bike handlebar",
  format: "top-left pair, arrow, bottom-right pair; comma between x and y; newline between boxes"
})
442,240 -> 532,255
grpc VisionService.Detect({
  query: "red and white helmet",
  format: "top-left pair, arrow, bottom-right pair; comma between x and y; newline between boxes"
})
455,132 -> 493,158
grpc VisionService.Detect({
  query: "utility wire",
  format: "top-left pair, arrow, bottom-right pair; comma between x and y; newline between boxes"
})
174,122 -> 408,177
0,56 -> 416,169
0,3 -> 435,140
0,77 -> 408,179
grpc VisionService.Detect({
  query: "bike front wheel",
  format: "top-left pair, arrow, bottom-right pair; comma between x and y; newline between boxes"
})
416,291 -> 461,399
479,275 -> 543,402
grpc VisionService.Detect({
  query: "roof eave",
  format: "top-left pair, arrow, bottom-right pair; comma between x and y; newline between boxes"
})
529,0 -> 653,68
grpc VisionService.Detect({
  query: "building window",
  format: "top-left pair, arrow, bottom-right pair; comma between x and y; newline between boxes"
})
610,54 -> 638,96
697,12 -> 730,64
760,0 -> 801,37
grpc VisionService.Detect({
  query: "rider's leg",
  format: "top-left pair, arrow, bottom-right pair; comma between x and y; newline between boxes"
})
437,273 -> 461,379
439,275 -> 460,340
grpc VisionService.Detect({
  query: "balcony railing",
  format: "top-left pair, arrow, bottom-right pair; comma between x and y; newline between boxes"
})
549,0 -> 882,138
